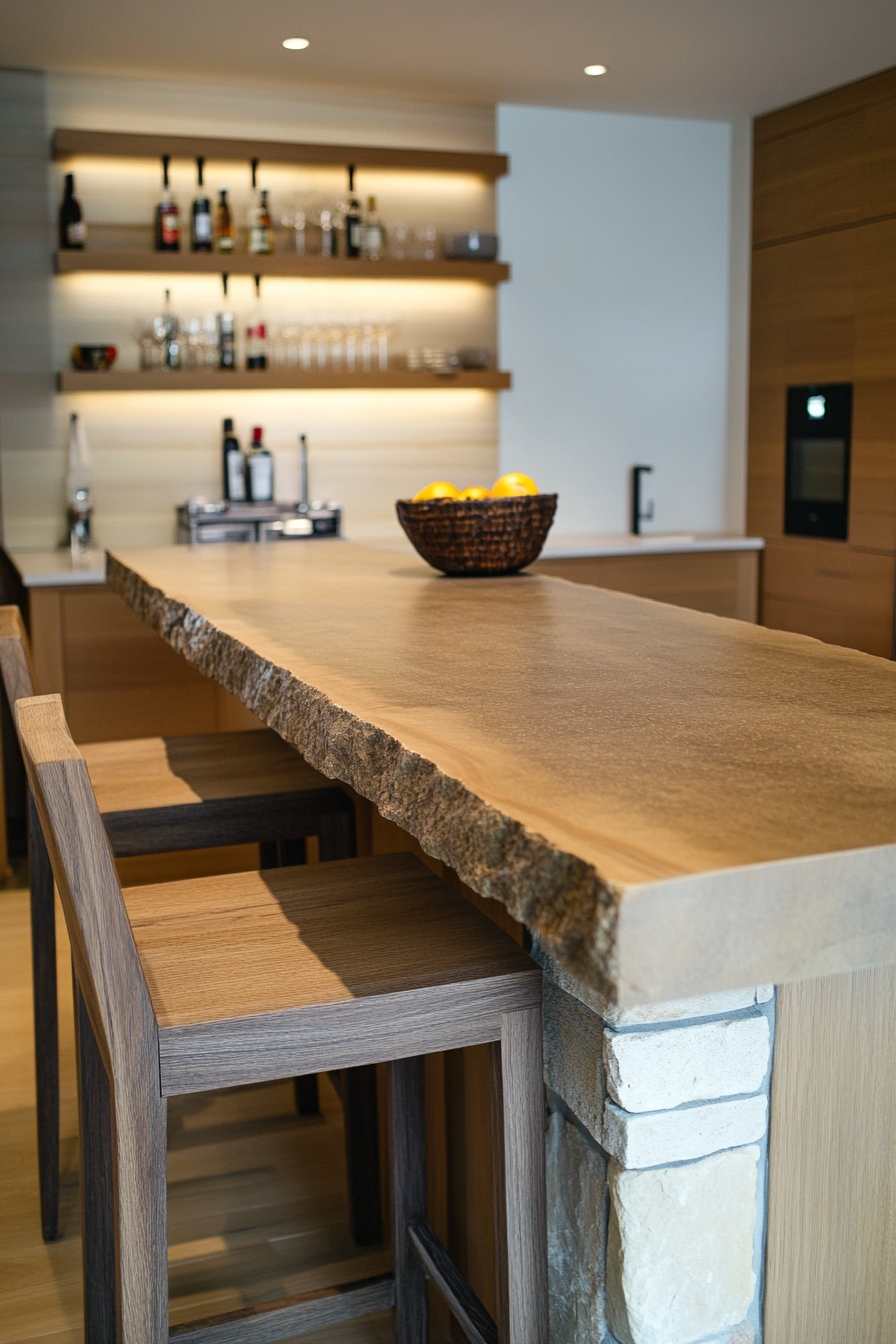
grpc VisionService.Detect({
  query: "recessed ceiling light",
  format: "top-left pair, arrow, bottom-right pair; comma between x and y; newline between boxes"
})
282,37 -> 310,50
584,64 -> 607,76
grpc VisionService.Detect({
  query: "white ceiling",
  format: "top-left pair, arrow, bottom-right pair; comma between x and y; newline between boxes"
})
2,0 -> 895,121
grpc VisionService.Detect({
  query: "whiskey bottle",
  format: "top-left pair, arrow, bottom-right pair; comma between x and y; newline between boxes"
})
246,427 -> 274,502
222,418 -> 246,501
365,196 -> 384,260
345,165 -> 363,258
215,189 -> 235,252
248,188 -> 274,255
59,173 -> 86,250
191,157 -> 213,252
155,155 -> 180,252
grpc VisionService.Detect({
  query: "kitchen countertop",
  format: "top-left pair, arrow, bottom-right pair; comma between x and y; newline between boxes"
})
5,547 -> 107,587
538,532 -> 764,559
107,541 -> 896,1006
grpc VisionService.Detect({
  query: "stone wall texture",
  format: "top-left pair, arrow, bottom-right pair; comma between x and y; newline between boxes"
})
539,939 -> 774,1344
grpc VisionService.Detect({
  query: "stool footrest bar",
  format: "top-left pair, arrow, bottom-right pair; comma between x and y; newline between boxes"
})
409,1219 -> 499,1344
168,1273 -> 395,1344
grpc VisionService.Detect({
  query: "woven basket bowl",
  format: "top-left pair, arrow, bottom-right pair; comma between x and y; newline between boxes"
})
396,493 -> 558,576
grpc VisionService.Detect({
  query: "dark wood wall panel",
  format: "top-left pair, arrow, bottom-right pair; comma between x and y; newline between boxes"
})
748,68 -> 896,659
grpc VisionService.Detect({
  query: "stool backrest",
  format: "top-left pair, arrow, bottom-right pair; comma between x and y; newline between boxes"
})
0,605 -> 39,706
14,693 -> 156,1078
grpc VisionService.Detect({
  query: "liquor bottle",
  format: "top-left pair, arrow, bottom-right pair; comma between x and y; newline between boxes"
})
345,165 -> 363,258
222,418 -> 246,502
218,311 -> 235,369
151,288 -> 181,368
67,413 -> 93,558
248,188 -> 273,255
364,196 -> 384,260
320,208 -> 337,257
191,157 -> 213,252
246,426 -> 274,502
245,319 -> 267,369
215,189 -> 235,252
59,173 -> 86,250
155,155 -> 180,252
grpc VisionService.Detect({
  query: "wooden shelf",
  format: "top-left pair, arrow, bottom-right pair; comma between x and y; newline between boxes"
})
55,250 -> 510,284
53,128 -> 508,180
58,369 -> 512,393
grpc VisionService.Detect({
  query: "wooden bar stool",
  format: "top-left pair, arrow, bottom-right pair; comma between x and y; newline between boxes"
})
17,693 -> 548,1344
0,605 -> 379,1249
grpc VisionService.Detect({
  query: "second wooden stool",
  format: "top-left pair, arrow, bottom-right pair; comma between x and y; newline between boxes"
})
0,605 -> 379,1248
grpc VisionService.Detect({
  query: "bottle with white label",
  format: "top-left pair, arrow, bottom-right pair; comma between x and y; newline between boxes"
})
246,426 -> 274,502
191,157 -> 213,252
364,196 -> 384,260
222,418 -> 246,502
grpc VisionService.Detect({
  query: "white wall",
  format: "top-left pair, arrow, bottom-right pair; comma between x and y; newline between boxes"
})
497,104 -> 741,537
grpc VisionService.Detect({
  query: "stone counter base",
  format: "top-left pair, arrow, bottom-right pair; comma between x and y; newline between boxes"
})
538,940 -> 774,1344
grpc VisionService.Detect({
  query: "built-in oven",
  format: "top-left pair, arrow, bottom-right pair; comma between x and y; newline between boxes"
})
784,383 -> 852,540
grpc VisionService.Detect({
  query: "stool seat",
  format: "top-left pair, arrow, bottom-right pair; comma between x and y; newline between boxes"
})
124,854 -> 539,1094
84,729 -> 336,812
83,728 -> 351,855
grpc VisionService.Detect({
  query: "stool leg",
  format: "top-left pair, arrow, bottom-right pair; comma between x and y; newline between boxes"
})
342,1063 -> 383,1246
28,792 -> 60,1242
294,1074 -> 320,1115
317,805 -> 357,861
499,1009 -> 548,1344
75,980 -> 116,1344
390,1055 -> 429,1344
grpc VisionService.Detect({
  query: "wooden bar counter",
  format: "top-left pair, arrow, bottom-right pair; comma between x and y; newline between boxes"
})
106,540 -> 896,1344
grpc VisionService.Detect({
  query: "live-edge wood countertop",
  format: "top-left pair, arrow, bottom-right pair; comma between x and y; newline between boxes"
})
107,542 -> 896,1007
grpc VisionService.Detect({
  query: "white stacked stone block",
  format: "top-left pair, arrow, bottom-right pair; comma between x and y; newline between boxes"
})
604,1014 -> 771,1112
603,1094 -> 768,1168
606,1146 -> 760,1344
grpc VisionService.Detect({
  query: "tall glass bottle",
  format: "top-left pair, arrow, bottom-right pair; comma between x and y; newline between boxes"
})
67,413 -> 93,559
246,426 -> 274,502
345,165 -> 363,258
59,173 -> 86,250
155,155 -> 180,252
248,188 -> 274,255
218,311 -> 235,369
215,189 -> 235,252
191,157 -> 213,252
364,196 -> 384,260
222,418 -> 246,502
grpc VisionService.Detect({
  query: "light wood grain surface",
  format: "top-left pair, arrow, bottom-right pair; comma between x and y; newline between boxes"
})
765,962 -> 896,1344
107,542 -> 896,1005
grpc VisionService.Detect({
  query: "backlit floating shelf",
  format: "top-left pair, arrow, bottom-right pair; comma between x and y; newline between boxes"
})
55,251 -> 510,284
53,128 -> 509,180
58,369 -> 512,393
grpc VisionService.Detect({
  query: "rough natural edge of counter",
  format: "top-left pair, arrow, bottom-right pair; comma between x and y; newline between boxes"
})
107,554 -> 624,1000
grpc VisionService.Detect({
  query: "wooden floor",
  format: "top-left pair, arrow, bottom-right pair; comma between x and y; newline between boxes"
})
0,877 -> 398,1343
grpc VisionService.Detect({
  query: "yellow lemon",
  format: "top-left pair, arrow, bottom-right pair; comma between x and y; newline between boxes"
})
413,481 -> 460,502
458,486 -> 491,500
492,471 -> 539,497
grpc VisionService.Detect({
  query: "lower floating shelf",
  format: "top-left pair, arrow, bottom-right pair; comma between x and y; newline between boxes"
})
58,369 -> 512,393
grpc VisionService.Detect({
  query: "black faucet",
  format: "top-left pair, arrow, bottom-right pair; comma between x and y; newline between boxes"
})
631,465 -> 654,535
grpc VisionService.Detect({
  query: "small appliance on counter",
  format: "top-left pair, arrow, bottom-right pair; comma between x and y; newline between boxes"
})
176,499 -> 341,545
